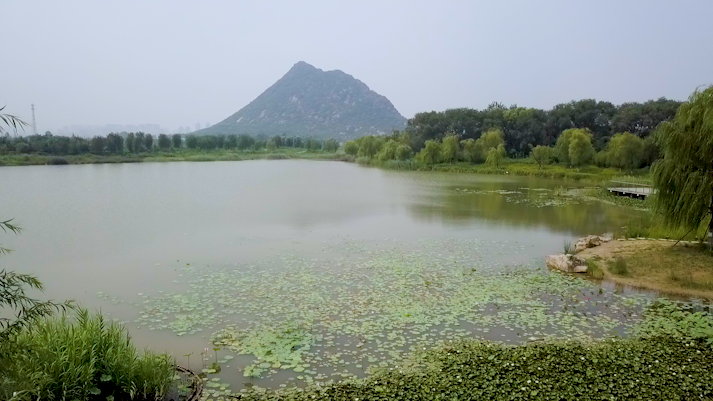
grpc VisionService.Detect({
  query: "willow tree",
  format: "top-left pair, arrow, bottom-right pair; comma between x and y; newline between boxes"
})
652,86 -> 713,248
607,132 -> 644,171
417,139 -> 441,165
485,144 -> 506,168
440,134 -> 460,163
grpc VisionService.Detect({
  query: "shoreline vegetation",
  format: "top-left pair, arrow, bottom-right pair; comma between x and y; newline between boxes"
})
0,148 -> 351,166
0,148 -> 650,183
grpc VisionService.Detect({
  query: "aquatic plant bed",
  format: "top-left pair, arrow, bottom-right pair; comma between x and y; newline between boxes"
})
233,336 -> 713,400
98,239 -> 667,393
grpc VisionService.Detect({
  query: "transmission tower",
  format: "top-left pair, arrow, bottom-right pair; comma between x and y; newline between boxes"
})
31,104 -> 38,135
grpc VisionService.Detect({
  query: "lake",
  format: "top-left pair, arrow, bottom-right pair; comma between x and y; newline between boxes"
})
0,160 -> 659,393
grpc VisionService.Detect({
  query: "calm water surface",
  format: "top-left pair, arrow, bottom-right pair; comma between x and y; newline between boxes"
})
0,160 -> 658,392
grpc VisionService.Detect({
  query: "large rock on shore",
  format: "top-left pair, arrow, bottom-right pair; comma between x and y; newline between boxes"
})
546,254 -> 587,273
574,234 -> 612,253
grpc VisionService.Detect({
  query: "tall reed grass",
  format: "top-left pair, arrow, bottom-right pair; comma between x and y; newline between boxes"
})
0,309 -> 174,401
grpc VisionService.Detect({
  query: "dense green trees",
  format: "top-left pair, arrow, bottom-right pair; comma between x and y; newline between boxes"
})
486,145 -> 506,167
406,98 -> 680,156
144,134 -> 154,150
158,134 -> 171,150
440,134 -> 459,163
356,136 -> 385,158
237,134 -> 255,150
416,140 -> 442,165
171,133 -> 182,149
305,138 -> 323,151
652,86 -> 713,248
125,132 -> 136,152
568,130 -> 595,167
606,132 -> 645,171
474,129 -> 505,162
530,145 -> 554,168
106,133 -> 123,154
134,132 -> 145,152
555,129 -> 594,167
90,136 -> 106,154
343,140 -> 359,156
323,139 -> 339,152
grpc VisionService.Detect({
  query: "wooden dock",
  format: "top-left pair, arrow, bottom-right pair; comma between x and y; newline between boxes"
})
607,181 -> 655,199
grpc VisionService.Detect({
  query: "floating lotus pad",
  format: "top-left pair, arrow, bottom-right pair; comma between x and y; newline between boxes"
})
98,238 -> 656,390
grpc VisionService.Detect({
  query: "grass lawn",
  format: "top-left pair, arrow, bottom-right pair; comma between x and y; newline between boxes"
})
580,240 -> 713,298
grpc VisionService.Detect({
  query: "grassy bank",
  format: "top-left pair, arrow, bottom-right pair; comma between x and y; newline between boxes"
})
0,149 -> 351,166
234,302 -> 713,400
580,240 -> 713,299
358,157 -> 651,183
0,310 -> 175,401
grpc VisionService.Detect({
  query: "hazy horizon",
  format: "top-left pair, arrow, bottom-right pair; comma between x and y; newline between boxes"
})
2,1 -> 712,135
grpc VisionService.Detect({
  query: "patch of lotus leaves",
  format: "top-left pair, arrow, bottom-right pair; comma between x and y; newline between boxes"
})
213,322 -> 317,376
101,238 -> 658,388
452,187 -> 580,208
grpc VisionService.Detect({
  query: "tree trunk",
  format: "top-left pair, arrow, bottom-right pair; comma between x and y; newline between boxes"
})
709,196 -> 713,250
709,202 -> 713,250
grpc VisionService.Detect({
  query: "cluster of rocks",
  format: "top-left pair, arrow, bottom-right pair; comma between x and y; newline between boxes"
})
546,234 -> 611,273
574,234 -> 611,252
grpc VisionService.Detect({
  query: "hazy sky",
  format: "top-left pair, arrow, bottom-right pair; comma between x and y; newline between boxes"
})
2,1 -> 712,133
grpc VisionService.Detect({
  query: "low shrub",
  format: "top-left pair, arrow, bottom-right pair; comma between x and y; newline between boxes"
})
585,259 -> 604,279
608,256 -> 629,276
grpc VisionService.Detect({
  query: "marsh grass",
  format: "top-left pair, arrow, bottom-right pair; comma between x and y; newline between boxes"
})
618,213 -> 709,241
553,186 -> 568,197
0,309 -> 174,401
586,259 -> 604,279
562,240 -> 574,255
580,187 -> 652,209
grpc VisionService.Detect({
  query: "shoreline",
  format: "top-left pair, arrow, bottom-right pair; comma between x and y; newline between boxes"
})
0,151 -> 651,185
0,151 -> 352,167
578,239 -> 713,299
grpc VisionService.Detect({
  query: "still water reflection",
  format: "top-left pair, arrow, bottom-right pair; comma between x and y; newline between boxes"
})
0,160 -> 653,391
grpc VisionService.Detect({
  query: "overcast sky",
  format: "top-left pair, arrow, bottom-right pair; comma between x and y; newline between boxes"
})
2,1 -> 712,133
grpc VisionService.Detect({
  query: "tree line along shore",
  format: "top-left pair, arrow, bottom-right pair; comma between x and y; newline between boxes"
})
1,89 -> 711,400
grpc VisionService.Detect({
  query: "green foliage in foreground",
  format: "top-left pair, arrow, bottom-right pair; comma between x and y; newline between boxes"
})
236,302 -> 713,401
0,310 -> 175,401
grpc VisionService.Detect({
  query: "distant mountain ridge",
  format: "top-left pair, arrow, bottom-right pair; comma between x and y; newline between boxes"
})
195,61 -> 406,139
